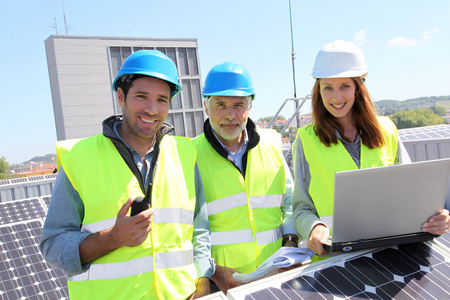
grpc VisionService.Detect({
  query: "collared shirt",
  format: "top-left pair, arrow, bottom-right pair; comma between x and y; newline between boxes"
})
212,128 -> 249,173
40,127 -> 215,279
113,122 -> 154,187
336,130 -> 362,167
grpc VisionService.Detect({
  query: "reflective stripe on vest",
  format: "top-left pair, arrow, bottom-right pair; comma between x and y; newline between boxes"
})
61,134 -> 198,299
193,129 -> 285,273
207,193 -> 284,216
70,249 -> 193,281
81,208 -> 194,233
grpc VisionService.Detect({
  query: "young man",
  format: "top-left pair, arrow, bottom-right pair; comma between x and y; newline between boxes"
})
192,62 -> 298,293
40,50 -> 214,299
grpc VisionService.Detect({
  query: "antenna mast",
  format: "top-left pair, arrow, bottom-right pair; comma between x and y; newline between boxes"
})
62,0 -> 71,34
288,0 -> 300,128
47,17 -> 59,34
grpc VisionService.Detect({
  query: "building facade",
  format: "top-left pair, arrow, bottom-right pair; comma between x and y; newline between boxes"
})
45,35 -> 205,140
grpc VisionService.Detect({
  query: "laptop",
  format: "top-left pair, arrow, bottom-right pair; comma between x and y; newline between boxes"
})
324,158 -> 450,253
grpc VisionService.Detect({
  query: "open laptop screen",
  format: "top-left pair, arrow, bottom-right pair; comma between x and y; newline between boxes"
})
330,158 -> 450,244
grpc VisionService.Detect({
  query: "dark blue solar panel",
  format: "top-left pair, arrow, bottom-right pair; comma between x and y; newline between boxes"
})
0,198 -> 46,225
0,220 -> 69,299
243,242 -> 450,299
41,195 -> 52,208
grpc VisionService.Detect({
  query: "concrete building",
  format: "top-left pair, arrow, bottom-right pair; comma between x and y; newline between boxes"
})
45,34 -> 205,141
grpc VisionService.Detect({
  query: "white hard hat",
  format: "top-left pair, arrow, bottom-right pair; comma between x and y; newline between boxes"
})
312,40 -> 368,79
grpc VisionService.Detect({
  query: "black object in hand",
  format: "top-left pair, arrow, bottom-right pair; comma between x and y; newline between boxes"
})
130,196 -> 150,216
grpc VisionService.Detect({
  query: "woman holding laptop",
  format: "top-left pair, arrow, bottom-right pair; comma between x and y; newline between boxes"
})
292,40 -> 450,259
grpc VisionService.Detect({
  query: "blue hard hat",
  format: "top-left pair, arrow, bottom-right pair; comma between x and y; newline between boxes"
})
202,62 -> 255,99
112,50 -> 182,98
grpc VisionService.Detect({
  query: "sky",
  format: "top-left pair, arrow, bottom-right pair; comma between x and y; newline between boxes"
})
1,1 -> 449,164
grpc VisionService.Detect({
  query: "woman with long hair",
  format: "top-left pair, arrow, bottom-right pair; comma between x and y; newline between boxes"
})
292,40 -> 450,259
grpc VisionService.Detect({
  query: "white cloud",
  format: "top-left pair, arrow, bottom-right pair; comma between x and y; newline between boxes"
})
387,28 -> 440,49
354,30 -> 367,46
387,37 -> 418,48
422,28 -> 439,41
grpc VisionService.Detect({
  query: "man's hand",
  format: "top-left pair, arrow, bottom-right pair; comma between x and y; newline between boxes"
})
187,277 -> 210,299
211,265 -> 242,294
422,209 -> 450,235
79,197 -> 153,264
109,197 -> 153,247
307,224 -> 329,256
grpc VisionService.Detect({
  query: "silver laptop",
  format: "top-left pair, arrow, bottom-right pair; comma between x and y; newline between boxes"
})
324,158 -> 450,252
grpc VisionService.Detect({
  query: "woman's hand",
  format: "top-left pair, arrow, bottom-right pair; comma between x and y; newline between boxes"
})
307,224 -> 329,256
422,209 -> 450,235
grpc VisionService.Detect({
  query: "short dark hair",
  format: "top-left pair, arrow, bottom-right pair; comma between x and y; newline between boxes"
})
116,74 -> 176,101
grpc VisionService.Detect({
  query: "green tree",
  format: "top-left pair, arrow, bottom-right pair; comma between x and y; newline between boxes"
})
0,156 -> 10,179
430,106 -> 446,117
390,109 -> 444,129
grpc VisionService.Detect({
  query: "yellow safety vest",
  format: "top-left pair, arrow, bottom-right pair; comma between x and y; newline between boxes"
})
56,138 -> 84,170
299,116 -> 398,262
59,134 -> 198,299
193,130 -> 285,273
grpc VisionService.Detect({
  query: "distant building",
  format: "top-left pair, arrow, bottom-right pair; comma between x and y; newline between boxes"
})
45,35 -> 205,141
255,115 -> 312,130
13,163 -> 56,177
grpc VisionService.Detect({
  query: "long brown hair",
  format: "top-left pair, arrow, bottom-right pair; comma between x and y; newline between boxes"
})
311,77 -> 385,149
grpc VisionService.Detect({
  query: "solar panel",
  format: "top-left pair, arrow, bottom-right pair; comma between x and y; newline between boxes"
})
44,174 -> 58,180
0,198 -> 47,226
41,195 -> 52,208
436,232 -> 450,249
28,176 -> 46,182
0,220 -> 69,299
0,180 -> 10,186
0,198 -> 69,299
10,178 -> 27,184
398,124 -> 450,141
227,239 -> 450,299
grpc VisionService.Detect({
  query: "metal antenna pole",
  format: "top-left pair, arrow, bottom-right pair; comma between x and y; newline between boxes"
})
62,0 -> 70,34
288,0 -> 300,128
47,17 -> 58,34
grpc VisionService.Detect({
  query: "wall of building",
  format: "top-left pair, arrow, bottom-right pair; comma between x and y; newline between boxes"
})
45,35 -> 205,140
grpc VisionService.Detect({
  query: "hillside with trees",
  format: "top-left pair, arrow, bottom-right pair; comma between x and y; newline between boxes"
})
374,95 -> 450,129
375,95 -> 450,116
